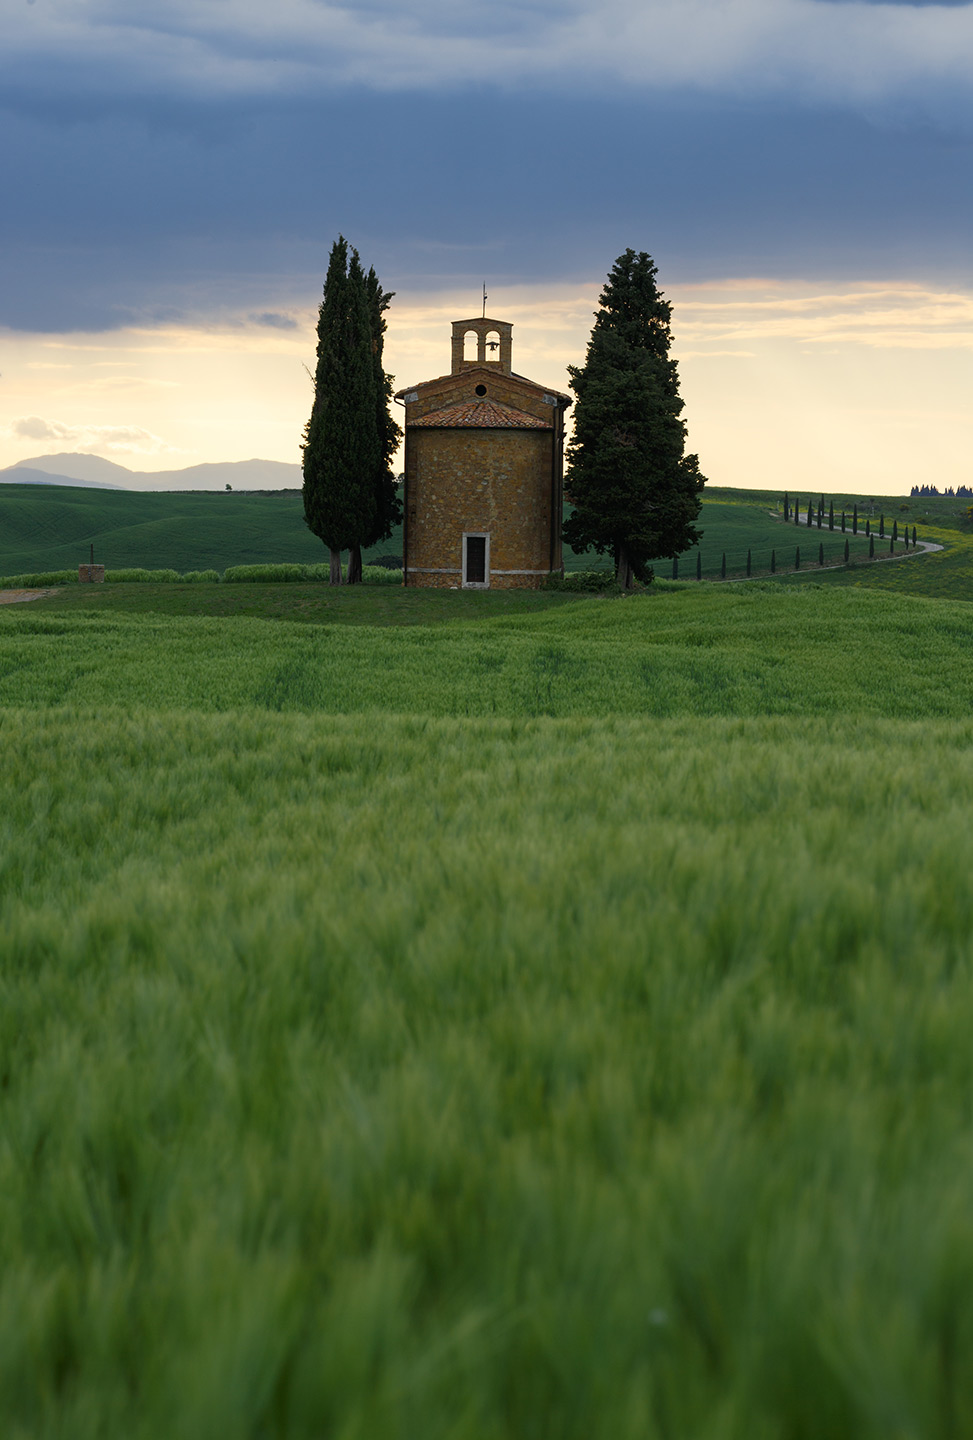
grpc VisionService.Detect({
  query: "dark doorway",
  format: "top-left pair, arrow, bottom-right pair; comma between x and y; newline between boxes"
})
465,535 -> 487,585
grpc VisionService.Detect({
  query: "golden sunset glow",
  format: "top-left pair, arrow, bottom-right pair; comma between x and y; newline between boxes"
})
4,279 -> 971,496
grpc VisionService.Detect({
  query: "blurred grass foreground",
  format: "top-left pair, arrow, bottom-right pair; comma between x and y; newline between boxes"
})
2,580 -> 973,1437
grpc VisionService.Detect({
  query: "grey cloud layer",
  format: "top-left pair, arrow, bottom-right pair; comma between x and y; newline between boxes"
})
6,0 -> 973,106
4,86 -> 972,334
3,0 -> 972,334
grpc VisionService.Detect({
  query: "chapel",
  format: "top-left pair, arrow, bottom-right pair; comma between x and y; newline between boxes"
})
395,317 -> 571,589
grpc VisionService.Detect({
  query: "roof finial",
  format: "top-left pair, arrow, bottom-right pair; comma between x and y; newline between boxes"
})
482,283 -> 487,319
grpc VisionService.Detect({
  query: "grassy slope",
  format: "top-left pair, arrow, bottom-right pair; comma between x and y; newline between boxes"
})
5,482 -> 970,597
0,483 -> 866,577
672,497 -> 871,576
4,585 -> 973,1436
778,518 -> 973,602
27,578 -> 577,627
685,488 -> 973,602
0,484 -> 405,574
5,582 -> 973,717
781,534 -> 973,601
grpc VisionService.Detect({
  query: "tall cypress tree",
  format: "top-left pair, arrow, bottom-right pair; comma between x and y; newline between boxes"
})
563,250 -> 704,588
360,264 -> 403,574
302,238 -> 394,585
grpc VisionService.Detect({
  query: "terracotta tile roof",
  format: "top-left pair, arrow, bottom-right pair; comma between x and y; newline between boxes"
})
409,398 -> 552,429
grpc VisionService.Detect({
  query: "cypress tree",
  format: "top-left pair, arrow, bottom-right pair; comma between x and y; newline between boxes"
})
563,249 -> 704,587
892,519 -> 898,543
866,519 -> 870,537
771,549 -> 776,574
807,501 -> 813,527
841,510 -> 846,532
783,491 -> 790,521
844,537 -> 849,562
795,501 -> 800,527
746,548 -> 752,577
303,237 -> 382,584
869,534 -> 875,557
819,541 -> 824,566
913,526 -> 917,546
344,250 -> 385,585
853,504 -> 858,534
795,546 -> 800,569
721,551 -> 726,579
879,514 -> 885,538
829,501 -> 834,530
358,262 -> 403,579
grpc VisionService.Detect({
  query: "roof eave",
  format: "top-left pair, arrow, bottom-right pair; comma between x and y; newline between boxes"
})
395,367 -> 571,405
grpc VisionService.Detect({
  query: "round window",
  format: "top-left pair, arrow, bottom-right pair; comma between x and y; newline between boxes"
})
475,384 -> 487,397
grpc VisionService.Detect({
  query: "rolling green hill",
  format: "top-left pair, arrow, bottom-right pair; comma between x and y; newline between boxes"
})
669,497 -> 877,577
0,484 -> 348,574
3,481 -> 970,599
670,486 -> 968,578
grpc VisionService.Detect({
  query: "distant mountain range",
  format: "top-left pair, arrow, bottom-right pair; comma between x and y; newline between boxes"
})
0,453 -> 302,492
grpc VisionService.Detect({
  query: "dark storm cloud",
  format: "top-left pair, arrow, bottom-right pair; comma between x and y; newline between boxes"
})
3,88 -> 973,333
2,1 -> 972,332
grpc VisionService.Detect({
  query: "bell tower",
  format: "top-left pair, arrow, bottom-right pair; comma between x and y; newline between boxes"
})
450,318 -> 513,376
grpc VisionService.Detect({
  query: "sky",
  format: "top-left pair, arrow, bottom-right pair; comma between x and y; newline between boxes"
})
2,0 -> 973,494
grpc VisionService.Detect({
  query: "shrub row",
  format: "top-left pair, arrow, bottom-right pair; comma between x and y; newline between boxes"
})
106,568 -> 186,584
222,562 -> 401,585
222,563 -> 329,584
0,562 -> 404,588
0,570 -> 77,588
545,569 -> 617,592
361,565 -> 402,585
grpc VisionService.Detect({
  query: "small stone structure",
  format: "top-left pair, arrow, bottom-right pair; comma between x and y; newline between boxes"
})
395,317 -> 571,589
78,565 -> 105,583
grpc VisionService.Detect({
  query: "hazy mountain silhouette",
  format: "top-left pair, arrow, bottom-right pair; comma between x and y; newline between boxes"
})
1,454 -> 302,491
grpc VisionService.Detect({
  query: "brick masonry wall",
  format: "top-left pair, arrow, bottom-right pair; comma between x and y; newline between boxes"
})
405,428 -> 555,589
407,571 -> 540,591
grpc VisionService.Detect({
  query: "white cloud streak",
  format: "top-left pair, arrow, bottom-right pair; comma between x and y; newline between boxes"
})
6,416 -> 175,455
672,281 -> 973,348
383,279 -> 973,382
5,1 -> 973,109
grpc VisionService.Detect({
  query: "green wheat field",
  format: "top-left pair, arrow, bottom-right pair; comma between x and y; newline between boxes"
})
3,491 -> 973,1436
